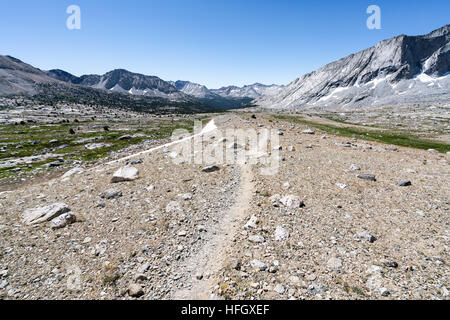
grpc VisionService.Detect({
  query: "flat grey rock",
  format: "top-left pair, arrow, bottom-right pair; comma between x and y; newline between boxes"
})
22,203 -> 70,225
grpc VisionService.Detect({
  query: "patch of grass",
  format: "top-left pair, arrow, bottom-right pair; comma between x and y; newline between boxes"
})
351,286 -> 366,297
0,118 -> 197,182
274,115 -> 450,153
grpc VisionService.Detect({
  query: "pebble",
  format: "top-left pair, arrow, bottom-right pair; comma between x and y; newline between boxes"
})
274,284 -> 285,294
327,257 -> 343,270
355,232 -> 377,243
274,226 -> 290,242
128,283 -> 144,297
181,193 -> 193,200
244,215 -> 259,229
100,189 -> 123,199
51,212 -> 76,229
230,259 -> 242,270
357,174 -> 376,181
248,235 -> 265,243
251,260 -> 268,271
280,195 -> 305,209
138,263 -> 151,274
202,165 -> 220,173
0,280 -> 8,289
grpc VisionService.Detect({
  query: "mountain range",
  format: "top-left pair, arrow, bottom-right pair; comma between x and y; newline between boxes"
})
0,55 -> 281,112
256,24 -> 450,110
1,24 -> 449,112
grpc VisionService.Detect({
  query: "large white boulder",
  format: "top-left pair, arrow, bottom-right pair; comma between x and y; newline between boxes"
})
111,166 -> 139,183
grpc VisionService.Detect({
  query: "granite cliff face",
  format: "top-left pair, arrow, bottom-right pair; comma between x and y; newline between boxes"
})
256,25 -> 450,110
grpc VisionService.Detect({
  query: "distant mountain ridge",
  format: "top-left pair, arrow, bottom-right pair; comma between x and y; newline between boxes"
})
46,70 -> 275,109
0,56 -> 212,114
212,83 -> 284,99
47,69 -> 186,100
256,24 -> 450,110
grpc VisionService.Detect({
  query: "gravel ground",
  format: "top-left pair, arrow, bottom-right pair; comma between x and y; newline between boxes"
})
0,113 -> 448,300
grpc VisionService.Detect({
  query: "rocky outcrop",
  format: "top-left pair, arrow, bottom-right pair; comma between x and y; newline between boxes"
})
256,25 -> 450,110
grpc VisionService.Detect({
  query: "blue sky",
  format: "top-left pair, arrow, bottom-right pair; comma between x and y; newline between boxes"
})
0,0 -> 448,88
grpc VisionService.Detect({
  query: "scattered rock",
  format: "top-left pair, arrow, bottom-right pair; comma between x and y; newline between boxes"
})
51,212 -> 76,229
302,129 -> 315,135
128,283 -> 144,297
397,180 -> 412,187
137,263 -> 151,274
244,215 -> 259,229
100,189 -> 123,200
381,260 -> 398,268
366,274 -> 383,291
327,257 -> 343,270
227,142 -> 242,149
62,167 -> 84,179
167,152 -> 178,159
379,288 -> 390,296
129,159 -> 143,165
354,232 -> 377,243
134,273 -> 147,282
274,226 -> 289,241
181,193 -> 193,201
269,194 -> 281,207
335,142 -> 352,147
202,165 -> 220,173
195,272 -> 203,280
85,143 -> 111,150
280,195 -> 305,209
22,203 -> 71,225
0,280 -> 8,290
248,235 -> 265,243
282,182 -> 291,190
357,174 -> 376,182
166,201 -> 181,213
251,260 -> 268,271
178,230 -> 187,237
274,284 -> 285,294
230,259 -> 242,271
306,274 -> 317,281
111,166 -> 139,183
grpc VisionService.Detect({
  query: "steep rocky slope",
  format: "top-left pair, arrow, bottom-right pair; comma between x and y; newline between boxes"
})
256,25 -> 450,110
